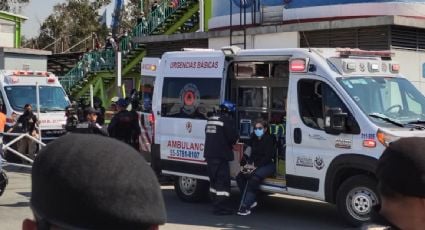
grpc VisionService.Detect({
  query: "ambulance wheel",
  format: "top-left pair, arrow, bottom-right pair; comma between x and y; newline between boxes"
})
174,176 -> 209,202
336,175 -> 379,227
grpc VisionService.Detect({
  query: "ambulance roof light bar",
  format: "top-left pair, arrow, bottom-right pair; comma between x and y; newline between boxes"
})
11,70 -> 52,77
336,48 -> 394,59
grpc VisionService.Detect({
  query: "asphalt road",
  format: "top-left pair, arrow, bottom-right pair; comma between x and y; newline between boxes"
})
0,167 -> 352,230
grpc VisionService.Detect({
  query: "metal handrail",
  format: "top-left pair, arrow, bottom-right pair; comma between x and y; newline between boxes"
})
42,36 -> 70,50
61,35 -> 93,54
1,133 -> 47,165
59,0 -> 197,92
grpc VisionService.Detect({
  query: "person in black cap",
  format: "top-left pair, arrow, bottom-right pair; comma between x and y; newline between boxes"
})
108,98 -> 140,146
22,133 -> 166,230
73,107 -> 108,136
204,100 -> 239,215
363,137 -> 425,230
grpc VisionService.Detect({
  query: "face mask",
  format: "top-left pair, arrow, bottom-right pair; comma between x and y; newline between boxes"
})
254,128 -> 264,137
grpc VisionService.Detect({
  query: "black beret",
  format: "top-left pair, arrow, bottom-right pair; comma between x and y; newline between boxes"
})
377,137 -> 425,198
31,134 -> 166,229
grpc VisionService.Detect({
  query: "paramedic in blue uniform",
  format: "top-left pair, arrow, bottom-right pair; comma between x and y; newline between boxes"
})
204,101 -> 239,215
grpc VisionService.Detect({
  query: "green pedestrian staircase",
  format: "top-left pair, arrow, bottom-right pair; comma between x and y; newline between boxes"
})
58,0 -> 200,107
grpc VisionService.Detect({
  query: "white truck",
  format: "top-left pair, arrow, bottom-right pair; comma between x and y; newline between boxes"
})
150,47 -> 425,226
0,70 -> 70,142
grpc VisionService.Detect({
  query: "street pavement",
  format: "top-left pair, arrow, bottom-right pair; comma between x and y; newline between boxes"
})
0,168 -> 352,230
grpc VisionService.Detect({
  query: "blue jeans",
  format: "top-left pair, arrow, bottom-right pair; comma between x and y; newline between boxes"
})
236,162 -> 276,208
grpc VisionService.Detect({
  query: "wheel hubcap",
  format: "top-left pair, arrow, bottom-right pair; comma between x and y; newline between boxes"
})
346,186 -> 378,221
179,176 -> 197,196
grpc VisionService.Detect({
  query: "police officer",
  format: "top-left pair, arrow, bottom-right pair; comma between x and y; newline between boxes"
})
74,107 -> 108,136
108,98 -> 140,145
204,100 -> 239,215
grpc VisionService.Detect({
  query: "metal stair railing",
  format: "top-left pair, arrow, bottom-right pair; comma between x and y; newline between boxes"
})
61,35 -> 93,54
120,0 -> 196,52
60,0 -> 197,93
59,49 -> 115,92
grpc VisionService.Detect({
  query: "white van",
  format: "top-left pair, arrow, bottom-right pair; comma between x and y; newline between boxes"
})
0,70 -> 70,141
151,47 -> 425,226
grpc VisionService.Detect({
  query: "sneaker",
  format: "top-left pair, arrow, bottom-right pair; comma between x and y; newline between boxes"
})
237,207 -> 251,216
250,201 -> 257,209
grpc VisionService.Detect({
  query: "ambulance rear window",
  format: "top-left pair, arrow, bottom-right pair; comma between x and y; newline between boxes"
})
161,78 -> 221,119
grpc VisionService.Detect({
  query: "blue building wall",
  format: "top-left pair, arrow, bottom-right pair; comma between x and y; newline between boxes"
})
213,0 -> 425,17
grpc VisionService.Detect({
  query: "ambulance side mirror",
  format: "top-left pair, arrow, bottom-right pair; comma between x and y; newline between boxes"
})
325,108 -> 347,135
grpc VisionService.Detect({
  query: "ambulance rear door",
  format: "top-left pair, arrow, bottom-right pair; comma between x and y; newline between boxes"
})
139,58 -> 160,155
153,51 -> 226,179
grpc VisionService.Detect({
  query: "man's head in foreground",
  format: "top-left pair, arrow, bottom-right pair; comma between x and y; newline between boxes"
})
376,137 -> 425,229
23,134 -> 166,230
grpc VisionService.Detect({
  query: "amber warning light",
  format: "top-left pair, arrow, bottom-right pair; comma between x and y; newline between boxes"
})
290,59 -> 307,73
363,139 -> 376,148
142,64 -> 157,72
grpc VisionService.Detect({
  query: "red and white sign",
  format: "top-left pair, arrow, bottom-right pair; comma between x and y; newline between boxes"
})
161,138 -> 206,164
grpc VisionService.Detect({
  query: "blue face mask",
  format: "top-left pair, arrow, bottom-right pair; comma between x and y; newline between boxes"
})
254,128 -> 264,137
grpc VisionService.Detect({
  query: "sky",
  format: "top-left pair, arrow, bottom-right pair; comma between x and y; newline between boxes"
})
20,0 -> 114,39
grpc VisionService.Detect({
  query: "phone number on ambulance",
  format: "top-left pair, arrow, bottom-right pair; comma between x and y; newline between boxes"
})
169,149 -> 201,159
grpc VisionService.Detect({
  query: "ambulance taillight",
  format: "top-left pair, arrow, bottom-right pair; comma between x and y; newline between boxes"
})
150,112 -> 155,143
148,113 -> 154,123
290,59 -> 308,73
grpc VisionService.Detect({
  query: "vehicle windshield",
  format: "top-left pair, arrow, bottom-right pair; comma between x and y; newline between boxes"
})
337,77 -> 425,126
5,86 -> 70,112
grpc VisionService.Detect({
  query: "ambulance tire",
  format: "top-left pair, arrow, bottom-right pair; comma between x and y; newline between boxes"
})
174,176 -> 209,202
336,175 -> 379,227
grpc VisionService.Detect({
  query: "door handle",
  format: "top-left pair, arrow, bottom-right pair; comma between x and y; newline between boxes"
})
294,128 -> 302,144
157,111 -> 160,115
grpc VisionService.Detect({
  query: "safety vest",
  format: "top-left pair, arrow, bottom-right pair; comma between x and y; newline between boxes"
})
270,122 -> 285,138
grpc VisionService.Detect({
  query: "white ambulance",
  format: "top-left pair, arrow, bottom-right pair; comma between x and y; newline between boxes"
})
151,47 -> 425,226
139,58 -> 160,156
0,70 -> 70,141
